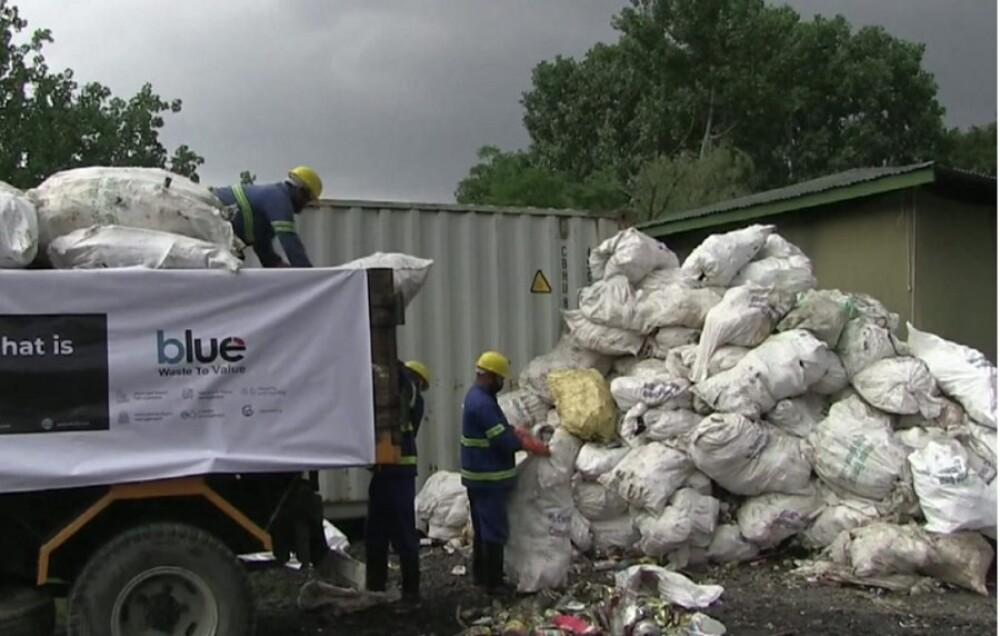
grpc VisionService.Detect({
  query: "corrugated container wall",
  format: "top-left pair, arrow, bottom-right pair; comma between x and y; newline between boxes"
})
296,200 -> 619,516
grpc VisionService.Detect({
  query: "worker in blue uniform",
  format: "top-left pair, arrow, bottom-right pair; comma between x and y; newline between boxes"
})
212,166 -> 322,267
460,351 -> 550,594
365,360 -> 432,609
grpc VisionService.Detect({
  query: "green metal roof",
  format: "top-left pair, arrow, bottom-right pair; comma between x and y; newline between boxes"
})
639,161 -> 995,237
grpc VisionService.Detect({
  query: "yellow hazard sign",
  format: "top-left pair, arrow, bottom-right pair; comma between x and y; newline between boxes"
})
530,270 -> 552,294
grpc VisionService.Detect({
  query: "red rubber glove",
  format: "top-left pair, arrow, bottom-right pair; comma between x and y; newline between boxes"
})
514,428 -> 551,457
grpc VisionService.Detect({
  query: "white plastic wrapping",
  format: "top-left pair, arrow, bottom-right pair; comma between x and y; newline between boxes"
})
29,166 -> 235,251
689,414 -> 812,496
681,224 -> 774,287
692,284 -> 780,382
0,181 -> 39,267
339,252 -> 434,308
415,471 -> 470,541
907,323 -> 997,428
852,357 -> 944,419
48,225 -> 242,271
737,488 -> 821,548
589,228 -> 679,284
807,396 -> 909,502
598,442 -> 693,514
909,439 -> 997,535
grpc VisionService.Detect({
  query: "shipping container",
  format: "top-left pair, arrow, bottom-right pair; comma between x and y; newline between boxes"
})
295,200 -> 620,517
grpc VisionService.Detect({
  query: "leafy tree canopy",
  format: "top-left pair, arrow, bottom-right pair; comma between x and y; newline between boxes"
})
0,0 -> 203,189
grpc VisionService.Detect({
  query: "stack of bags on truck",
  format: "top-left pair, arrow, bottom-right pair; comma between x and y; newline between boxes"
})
483,226 -> 996,595
0,168 -> 434,289
0,167 -> 244,271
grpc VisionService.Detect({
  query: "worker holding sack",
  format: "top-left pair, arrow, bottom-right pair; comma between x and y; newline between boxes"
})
365,360 -> 431,609
212,166 -> 322,267
460,351 -> 551,594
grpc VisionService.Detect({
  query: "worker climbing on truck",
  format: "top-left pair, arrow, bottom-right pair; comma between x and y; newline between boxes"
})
212,166 -> 323,267
460,351 -> 550,594
364,360 -> 432,610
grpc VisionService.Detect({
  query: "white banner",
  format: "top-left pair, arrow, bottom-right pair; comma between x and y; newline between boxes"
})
0,268 -> 375,493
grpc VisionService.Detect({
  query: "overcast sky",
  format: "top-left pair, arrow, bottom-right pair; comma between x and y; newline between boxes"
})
17,0 -> 998,202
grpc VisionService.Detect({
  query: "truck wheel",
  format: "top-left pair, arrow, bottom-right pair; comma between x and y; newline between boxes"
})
0,585 -> 56,636
66,522 -> 255,636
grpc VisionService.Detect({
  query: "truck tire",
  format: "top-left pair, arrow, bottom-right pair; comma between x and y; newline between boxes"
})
0,585 -> 56,636
66,522 -> 255,636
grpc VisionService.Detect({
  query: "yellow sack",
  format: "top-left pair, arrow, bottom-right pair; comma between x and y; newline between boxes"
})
546,368 -> 619,443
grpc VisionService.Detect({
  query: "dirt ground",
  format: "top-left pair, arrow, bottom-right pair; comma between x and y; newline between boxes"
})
252,547 -> 998,636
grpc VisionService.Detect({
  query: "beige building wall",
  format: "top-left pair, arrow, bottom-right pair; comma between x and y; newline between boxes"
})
913,190 -> 997,361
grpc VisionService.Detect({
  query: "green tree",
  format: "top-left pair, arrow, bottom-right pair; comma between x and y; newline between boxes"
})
630,144 -> 755,223
455,146 -> 628,212
939,123 -> 996,175
239,170 -> 257,185
0,0 -> 203,189
460,0 -> 948,217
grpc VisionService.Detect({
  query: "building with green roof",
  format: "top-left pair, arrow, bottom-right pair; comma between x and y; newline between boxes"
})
639,162 -> 997,360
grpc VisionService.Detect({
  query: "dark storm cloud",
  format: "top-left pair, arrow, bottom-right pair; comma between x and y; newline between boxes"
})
16,0 -> 997,202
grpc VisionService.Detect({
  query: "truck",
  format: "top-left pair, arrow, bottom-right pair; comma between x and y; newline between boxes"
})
0,266 -> 406,636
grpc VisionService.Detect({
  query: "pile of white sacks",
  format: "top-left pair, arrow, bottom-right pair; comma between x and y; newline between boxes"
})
0,167 -> 432,296
419,225 -> 998,596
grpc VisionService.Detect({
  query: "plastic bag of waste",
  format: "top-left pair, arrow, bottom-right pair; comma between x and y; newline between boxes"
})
907,323 -> 997,428
415,471 -> 469,541
47,225 -> 242,271
611,376 -> 691,411
730,255 -> 816,297
564,310 -> 646,357
599,442 -> 693,514
777,289 -> 853,347
707,524 -> 760,564
635,489 -> 719,557
632,285 -> 724,332
681,224 -> 773,287
339,252 -> 434,308
689,414 -> 812,496
548,368 -> 619,443
0,181 -> 39,267
838,319 -> 898,378
575,444 -> 630,481
591,515 -> 639,551
765,394 -> 828,438
570,508 -> 593,552
506,458 -> 574,592
520,336 -> 613,403
650,328 -> 702,357
498,390 -> 550,429
737,488 -> 822,548
579,276 -> 637,330
29,166 -> 235,252
590,228 -> 680,285
740,330 -> 832,401
692,284 -> 785,382
909,439 -> 997,535
537,427 -> 584,490
691,359 -> 777,419
852,357 -> 944,419
802,489 -> 881,549
615,564 -> 724,610
574,481 -> 630,521
807,396 -> 910,502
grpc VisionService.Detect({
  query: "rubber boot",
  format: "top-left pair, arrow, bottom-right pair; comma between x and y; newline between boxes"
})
471,538 -> 485,587
395,551 -> 422,612
484,542 -> 510,595
365,543 -> 389,593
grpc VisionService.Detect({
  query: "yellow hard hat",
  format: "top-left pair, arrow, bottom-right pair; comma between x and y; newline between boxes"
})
476,351 -> 511,379
288,166 -> 323,200
404,360 -> 431,389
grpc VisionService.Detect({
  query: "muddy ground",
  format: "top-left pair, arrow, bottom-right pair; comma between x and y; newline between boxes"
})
251,546 -> 998,636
